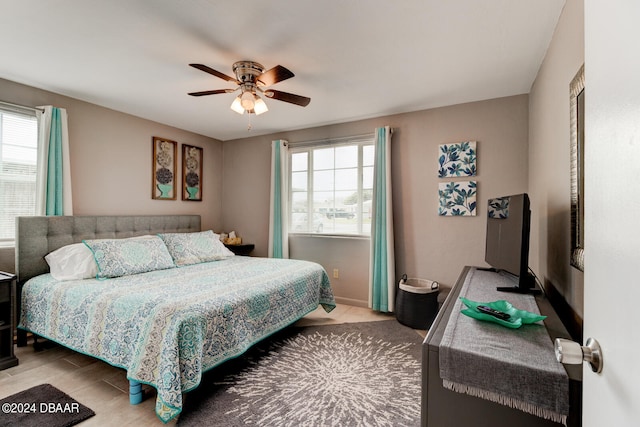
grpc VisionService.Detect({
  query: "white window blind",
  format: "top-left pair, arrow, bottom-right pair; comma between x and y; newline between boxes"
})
0,105 -> 38,245
289,135 -> 374,236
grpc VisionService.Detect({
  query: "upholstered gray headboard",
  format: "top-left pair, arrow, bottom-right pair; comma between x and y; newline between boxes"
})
15,215 -> 201,284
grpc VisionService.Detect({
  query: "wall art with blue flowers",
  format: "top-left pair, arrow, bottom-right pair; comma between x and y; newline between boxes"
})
438,141 -> 476,177
438,181 -> 477,216
488,196 -> 509,218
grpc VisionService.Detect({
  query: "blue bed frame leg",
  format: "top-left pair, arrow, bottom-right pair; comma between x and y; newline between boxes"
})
129,380 -> 143,405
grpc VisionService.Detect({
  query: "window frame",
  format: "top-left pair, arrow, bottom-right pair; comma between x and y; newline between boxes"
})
288,135 -> 375,237
0,103 -> 39,247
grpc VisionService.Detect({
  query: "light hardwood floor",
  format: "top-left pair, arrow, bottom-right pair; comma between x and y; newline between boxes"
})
0,305 -> 425,426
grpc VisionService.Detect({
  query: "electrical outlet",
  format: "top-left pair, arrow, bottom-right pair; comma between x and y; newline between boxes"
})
333,268 -> 339,279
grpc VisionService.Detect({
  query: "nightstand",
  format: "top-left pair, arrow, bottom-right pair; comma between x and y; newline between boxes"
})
0,271 -> 18,370
224,243 -> 255,256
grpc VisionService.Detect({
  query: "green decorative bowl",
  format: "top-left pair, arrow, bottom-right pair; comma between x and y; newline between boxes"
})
459,297 -> 547,329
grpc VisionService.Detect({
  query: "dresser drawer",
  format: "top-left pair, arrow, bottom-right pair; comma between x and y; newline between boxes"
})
0,284 -> 9,303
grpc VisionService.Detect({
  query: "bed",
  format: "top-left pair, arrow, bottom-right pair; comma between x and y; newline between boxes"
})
15,215 -> 336,423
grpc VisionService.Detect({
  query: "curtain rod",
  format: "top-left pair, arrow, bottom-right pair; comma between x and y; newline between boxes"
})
289,128 -> 395,147
289,131 -> 382,148
0,100 -> 45,113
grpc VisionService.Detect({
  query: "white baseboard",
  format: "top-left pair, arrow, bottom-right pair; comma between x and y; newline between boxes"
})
334,296 -> 369,308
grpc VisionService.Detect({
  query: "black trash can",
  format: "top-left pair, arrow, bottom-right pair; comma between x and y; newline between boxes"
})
395,276 -> 440,330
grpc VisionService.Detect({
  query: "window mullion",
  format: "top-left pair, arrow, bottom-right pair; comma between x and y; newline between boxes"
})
307,149 -> 313,231
332,149 -> 336,219
287,151 -> 293,231
0,113 -> 4,163
357,143 -> 363,234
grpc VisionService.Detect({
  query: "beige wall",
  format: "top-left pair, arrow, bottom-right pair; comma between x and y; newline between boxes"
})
528,0 -> 584,333
0,78 -> 223,273
222,95 -> 529,306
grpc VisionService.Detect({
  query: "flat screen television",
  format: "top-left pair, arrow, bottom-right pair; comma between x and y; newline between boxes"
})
484,193 -> 539,294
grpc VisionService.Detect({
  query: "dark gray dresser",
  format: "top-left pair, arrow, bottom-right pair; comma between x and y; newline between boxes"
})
422,266 -> 582,427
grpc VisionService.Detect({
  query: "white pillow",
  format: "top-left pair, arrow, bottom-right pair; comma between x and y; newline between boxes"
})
45,243 -> 99,281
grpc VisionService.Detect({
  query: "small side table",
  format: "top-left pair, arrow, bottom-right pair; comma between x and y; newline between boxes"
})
224,243 -> 255,256
0,271 -> 18,370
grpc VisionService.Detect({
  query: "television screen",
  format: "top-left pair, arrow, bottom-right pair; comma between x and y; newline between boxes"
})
485,193 -> 537,293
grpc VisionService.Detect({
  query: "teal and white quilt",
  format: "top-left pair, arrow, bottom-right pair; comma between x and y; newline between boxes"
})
19,256 -> 335,422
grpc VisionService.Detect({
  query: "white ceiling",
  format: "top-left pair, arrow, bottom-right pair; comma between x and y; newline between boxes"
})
0,0 -> 565,141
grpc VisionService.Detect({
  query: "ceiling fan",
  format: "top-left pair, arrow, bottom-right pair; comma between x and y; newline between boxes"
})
188,61 -> 311,115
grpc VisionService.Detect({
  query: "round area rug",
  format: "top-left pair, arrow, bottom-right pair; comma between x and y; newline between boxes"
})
178,320 -> 422,427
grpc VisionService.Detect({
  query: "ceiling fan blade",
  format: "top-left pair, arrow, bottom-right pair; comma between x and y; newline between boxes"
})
189,63 -> 238,83
188,89 -> 235,97
256,65 -> 295,86
263,89 -> 311,107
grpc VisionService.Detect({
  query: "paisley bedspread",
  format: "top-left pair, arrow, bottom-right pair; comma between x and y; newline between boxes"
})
19,256 -> 335,422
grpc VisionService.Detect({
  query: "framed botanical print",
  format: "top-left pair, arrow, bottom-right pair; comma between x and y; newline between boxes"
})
438,180 -> 477,216
152,137 -> 177,200
438,141 -> 477,177
182,144 -> 203,201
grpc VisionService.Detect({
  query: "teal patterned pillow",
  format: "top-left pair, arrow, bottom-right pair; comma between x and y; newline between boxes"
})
83,236 -> 175,279
158,230 -> 235,266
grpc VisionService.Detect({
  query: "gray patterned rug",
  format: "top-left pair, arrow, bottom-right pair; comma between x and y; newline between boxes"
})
177,320 -> 422,427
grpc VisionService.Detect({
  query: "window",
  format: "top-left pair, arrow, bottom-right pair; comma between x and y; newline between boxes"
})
289,137 -> 374,236
0,106 -> 38,245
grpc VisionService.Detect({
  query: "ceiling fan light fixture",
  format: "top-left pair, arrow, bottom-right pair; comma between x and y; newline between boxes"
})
253,96 -> 268,115
230,96 -> 244,114
189,61 -> 310,117
240,91 -> 256,111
